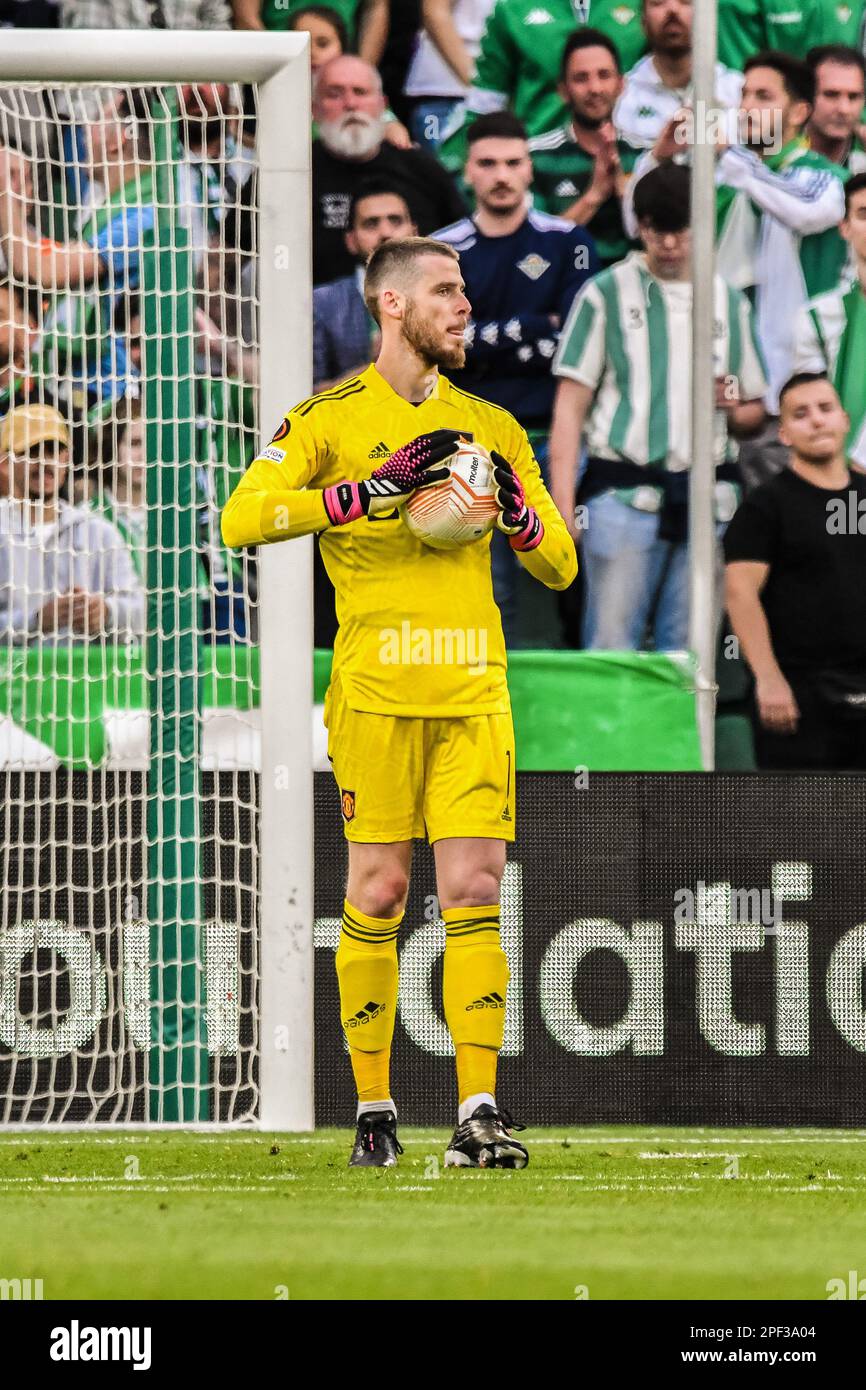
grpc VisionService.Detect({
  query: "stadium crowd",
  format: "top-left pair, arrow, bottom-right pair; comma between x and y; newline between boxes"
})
1,0 -> 866,765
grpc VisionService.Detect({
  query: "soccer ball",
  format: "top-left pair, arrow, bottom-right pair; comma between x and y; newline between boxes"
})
400,441 -> 499,551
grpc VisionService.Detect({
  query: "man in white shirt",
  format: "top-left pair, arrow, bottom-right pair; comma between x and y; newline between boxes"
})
549,163 -> 766,650
0,404 -> 144,644
614,0 -> 742,150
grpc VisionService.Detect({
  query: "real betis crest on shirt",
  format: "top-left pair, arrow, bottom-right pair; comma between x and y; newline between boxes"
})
766,0 -> 866,49
576,0 -> 636,21
517,253 -> 551,281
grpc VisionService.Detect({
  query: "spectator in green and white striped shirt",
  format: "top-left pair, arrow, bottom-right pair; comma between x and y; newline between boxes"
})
549,163 -> 767,651
794,173 -> 866,458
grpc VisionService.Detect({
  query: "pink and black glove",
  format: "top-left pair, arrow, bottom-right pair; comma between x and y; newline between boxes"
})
322,428 -> 461,525
491,451 -> 544,551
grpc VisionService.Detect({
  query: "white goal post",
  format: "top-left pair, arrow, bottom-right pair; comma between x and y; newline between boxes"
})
0,32 -> 313,1130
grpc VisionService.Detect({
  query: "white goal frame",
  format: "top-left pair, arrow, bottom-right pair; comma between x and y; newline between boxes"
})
0,31 -> 314,1131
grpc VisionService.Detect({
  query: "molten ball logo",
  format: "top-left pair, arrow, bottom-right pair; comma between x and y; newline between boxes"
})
400,443 -> 498,551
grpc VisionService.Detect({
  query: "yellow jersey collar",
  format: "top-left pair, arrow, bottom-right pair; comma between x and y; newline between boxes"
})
360,362 -> 451,406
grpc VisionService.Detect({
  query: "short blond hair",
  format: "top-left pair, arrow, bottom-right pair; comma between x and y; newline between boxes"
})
363,237 -> 460,326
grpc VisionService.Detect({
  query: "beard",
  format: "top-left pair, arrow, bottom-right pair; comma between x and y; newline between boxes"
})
481,186 -> 525,217
571,106 -> 609,132
650,20 -> 691,58
318,111 -> 386,160
402,298 -> 466,370
658,39 -> 690,58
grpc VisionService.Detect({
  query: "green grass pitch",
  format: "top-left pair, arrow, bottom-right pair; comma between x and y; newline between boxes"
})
2,1128 -> 865,1300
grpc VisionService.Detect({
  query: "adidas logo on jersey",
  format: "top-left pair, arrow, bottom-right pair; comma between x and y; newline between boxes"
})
466,992 -> 505,1011
555,179 -> 578,198
612,4 -> 636,22
343,1000 -> 386,1028
368,441 -> 391,459
525,7 -> 554,23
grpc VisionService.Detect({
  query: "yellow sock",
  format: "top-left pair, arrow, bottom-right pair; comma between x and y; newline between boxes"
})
455,1043 -> 498,1105
442,905 -> 508,1106
351,1048 -> 392,1104
335,900 -> 401,1106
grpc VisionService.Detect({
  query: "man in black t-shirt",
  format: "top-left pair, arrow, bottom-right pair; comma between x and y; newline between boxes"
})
312,55 -> 467,285
724,372 -> 866,770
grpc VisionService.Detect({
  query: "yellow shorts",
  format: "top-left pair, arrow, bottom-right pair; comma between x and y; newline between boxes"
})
325,681 -> 516,844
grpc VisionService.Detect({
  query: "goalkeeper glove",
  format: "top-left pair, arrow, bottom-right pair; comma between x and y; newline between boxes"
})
491,451 -> 544,551
322,428 -> 461,525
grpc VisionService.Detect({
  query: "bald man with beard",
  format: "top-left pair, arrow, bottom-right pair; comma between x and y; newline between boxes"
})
312,55 -> 467,285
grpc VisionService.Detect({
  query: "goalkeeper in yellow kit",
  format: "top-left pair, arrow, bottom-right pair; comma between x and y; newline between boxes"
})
222,237 -> 576,1168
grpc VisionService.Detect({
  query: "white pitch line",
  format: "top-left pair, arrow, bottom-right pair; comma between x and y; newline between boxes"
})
639,1151 -> 748,1160
770,1185 -> 862,1194
37,1172 -> 298,1184
0,1134 -> 300,1145
0,1170 -> 843,1186
1,1132 -> 865,1146
0,1183 -> 299,1194
5,1167 -> 856,1189
0,1134 -> 441,1147
389,1135 -> 866,1147
1,1177 -> 858,1197
375,1135 -> 866,1147
539,1136 -> 866,1146
541,1182 -> 864,1194
0,1173 -> 294,1183
541,1183 -> 696,1193
549,1172 -> 855,1184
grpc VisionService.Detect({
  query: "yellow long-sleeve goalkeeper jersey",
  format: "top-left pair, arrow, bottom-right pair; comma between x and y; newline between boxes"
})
221,363 -> 577,717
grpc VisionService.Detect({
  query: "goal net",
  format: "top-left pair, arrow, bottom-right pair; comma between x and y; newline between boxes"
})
0,36 -> 312,1125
